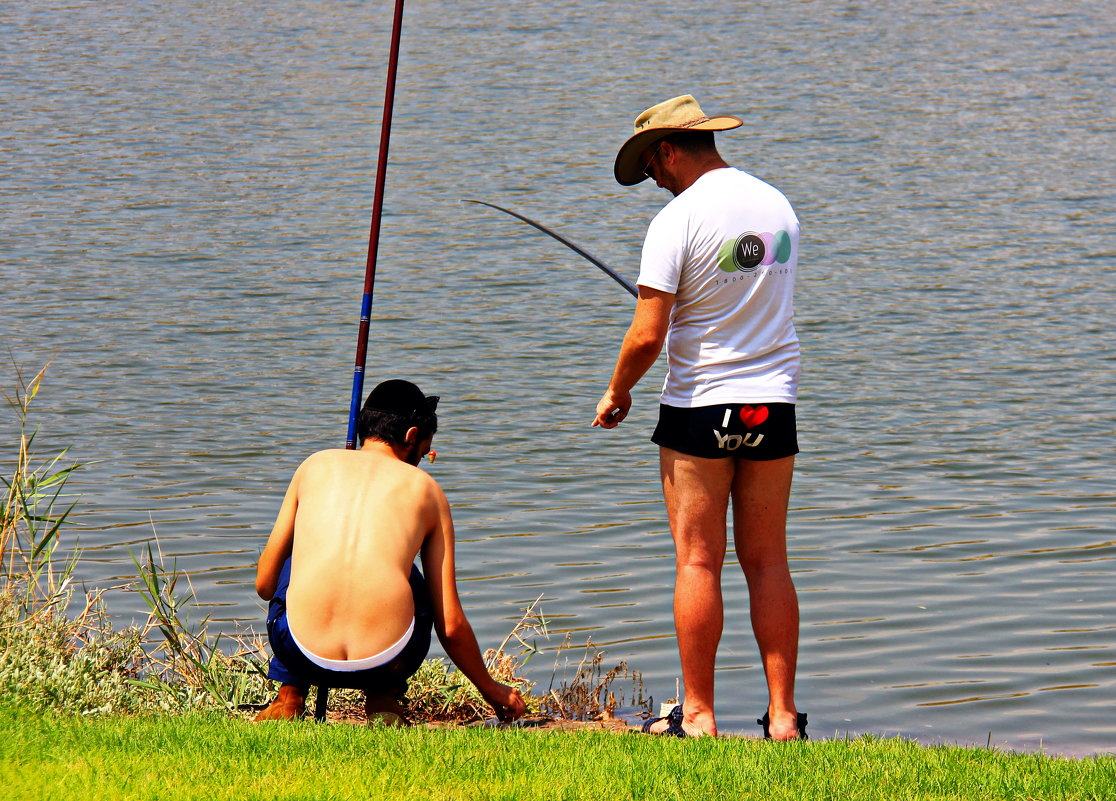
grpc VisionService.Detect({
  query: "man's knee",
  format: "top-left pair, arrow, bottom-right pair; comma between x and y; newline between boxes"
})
672,529 -> 727,569
733,528 -> 790,572
675,550 -> 726,572
738,554 -> 793,583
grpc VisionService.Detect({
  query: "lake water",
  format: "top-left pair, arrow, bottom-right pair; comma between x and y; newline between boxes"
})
2,0 -> 1114,757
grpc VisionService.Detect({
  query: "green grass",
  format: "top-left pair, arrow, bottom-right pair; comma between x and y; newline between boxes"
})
1,704 -> 1112,801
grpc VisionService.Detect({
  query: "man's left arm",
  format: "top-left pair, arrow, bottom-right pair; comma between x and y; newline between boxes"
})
593,285 -> 674,429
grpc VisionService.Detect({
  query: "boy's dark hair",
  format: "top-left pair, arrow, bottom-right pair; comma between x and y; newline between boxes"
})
357,380 -> 439,447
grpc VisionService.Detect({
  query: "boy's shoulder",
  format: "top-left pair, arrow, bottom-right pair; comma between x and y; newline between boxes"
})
298,448 -> 441,489
290,449 -> 361,483
297,448 -> 348,470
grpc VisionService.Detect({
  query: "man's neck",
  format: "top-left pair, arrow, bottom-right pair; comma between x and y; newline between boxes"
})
675,154 -> 730,194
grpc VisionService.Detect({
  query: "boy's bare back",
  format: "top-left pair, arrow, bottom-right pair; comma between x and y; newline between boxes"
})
253,379 -> 526,723
271,447 -> 442,660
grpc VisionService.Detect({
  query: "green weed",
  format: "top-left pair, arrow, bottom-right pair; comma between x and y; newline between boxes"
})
1,361 -> 83,614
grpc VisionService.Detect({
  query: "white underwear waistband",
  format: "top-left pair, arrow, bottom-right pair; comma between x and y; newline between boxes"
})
288,617 -> 415,672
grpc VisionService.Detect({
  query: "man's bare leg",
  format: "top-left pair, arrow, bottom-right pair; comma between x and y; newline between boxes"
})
654,447 -> 736,736
731,455 -> 801,740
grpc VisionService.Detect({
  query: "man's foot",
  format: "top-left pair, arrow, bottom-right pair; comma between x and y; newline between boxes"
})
364,692 -> 409,727
758,710 -> 807,741
641,704 -> 716,737
254,684 -> 308,721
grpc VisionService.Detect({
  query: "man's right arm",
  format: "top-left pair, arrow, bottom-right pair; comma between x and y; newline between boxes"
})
420,484 -> 526,721
255,464 -> 302,601
593,285 -> 674,429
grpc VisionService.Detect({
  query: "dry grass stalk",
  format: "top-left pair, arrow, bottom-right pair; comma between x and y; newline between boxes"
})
401,598 -> 547,724
541,635 -> 649,722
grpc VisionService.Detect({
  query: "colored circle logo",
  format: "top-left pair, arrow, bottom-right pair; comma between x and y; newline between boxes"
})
717,230 -> 793,273
732,234 -> 765,271
772,230 -> 792,264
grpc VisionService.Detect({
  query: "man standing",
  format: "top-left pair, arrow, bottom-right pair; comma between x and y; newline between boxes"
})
594,95 -> 805,740
255,379 -> 526,724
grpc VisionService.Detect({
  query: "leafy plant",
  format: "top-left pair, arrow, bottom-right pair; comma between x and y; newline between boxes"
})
127,541 -> 272,712
1,361 -> 84,614
0,365 -> 645,725
0,363 -> 270,716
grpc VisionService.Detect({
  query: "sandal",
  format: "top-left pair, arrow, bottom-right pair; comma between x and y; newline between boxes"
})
641,704 -> 687,737
757,711 -> 808,740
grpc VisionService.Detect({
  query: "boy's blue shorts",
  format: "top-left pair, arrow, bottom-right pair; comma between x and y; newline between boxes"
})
265,557 -> 433,694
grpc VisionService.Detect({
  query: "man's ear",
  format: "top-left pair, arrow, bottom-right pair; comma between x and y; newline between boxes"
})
404,426 -> 419,444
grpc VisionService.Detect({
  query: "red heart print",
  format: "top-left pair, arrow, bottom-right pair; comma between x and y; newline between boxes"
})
739,404 -> 769,428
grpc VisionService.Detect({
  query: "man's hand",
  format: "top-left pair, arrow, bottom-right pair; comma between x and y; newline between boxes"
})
592,286 -> 672,430
593,389 -> 631,429
484,683 -> 527,722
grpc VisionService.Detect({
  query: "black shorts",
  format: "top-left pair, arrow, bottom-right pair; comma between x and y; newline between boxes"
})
651,402 -> 799,461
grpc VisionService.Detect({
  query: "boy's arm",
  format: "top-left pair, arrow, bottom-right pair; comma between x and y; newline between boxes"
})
256,466 -> 301,601
421,486 -> 526,722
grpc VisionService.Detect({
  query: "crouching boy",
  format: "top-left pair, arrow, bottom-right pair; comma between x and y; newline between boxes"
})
254,379 -> 526,723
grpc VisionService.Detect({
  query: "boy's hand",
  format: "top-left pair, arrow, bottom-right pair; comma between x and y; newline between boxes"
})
485,683 -> 527,722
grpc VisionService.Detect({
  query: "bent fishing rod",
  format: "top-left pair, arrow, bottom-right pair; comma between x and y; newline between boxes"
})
462,199 -> 638,298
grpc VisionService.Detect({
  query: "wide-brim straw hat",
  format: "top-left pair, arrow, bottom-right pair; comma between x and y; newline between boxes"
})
614,94 -> 742,186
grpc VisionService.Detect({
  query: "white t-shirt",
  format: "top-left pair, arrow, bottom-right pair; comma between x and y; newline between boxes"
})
637,167 -> 800,407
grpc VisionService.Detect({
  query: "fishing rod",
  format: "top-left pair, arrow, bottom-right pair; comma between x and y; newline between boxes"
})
328,0 -> 406,725
463,199 -> 638,298
345,0 -> 407,450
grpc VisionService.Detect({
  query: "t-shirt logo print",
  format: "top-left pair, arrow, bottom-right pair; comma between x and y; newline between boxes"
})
733,233 -> 765,271
717,231 -> 794,273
